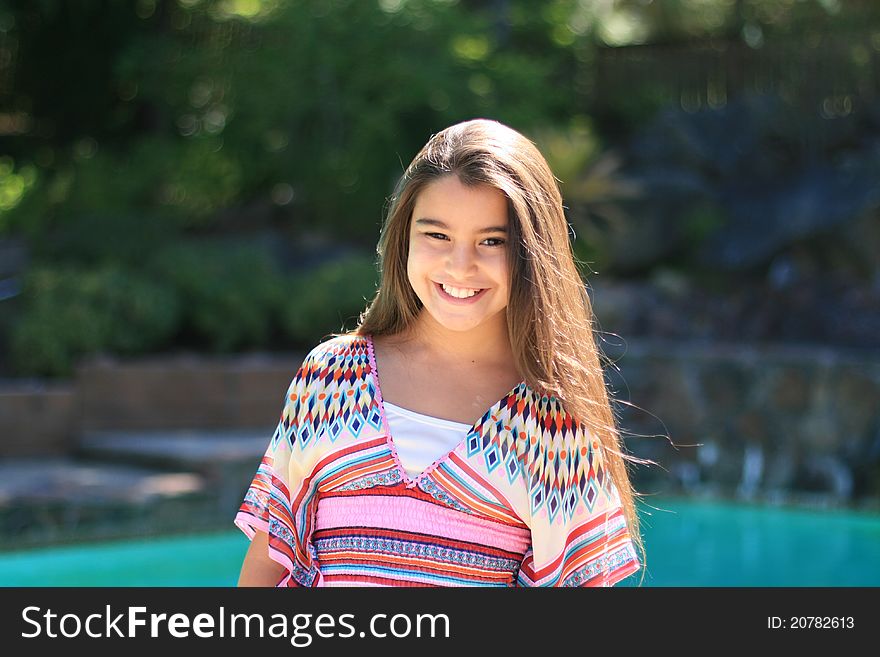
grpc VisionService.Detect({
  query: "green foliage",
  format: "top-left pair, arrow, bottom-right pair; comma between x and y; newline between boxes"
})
29,212 -> 183,267
0,157 -> 38,231
6,137 -> 241,241
5,0 -> 877,246
2,0 -> 878,376
145,240 -> 285,352
530,117 -> 602,187
8,264 -> 181,378
681,203 -> 726,249
5,244 -> 379,376
571,237 -> 602,276
279,253 -> 378,345
601,80 -> 673,138
3,0 -> 586,244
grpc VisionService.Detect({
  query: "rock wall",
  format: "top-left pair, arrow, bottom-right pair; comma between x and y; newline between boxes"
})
2,341 -> 878,510
605,339 -> 880,509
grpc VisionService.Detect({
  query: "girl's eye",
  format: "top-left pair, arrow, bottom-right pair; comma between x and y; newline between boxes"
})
424,233 -> 505,247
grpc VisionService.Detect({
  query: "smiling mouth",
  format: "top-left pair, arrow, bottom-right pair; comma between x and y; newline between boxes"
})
435,281 -> 488,300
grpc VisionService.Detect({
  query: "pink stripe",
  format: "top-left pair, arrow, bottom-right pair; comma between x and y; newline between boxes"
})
314,495 -> 530,553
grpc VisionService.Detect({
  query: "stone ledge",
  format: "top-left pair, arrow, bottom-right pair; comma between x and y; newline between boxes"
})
601,336 -> 880,368
0,384 -> 76,457
0,459 -> 206,506
76,351 -> 306,432
77,430 -> 270,475
0,351 -> 306,457
0,458 -> 233,551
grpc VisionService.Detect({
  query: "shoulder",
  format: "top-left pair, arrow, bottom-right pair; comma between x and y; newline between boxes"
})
505,383 -> 578,437
303,332 -> 369,363
295,333 -> 371,379
282,333 -> 382,440
478,382 -> 587,466
501,387 -> 615,526
502,384 -> 600,472
288,332 -> 377,407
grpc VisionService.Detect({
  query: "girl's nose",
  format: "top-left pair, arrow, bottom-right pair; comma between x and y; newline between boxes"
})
445,243 -> 479,277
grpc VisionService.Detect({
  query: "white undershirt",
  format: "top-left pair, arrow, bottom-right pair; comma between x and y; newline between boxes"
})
383,401 -> 472,479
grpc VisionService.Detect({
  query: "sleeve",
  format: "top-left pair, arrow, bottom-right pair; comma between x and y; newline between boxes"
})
516,421 -> 641,587
234,350 -> 324,587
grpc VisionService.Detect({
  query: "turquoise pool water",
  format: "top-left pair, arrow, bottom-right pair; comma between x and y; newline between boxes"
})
0,497 -> 877,586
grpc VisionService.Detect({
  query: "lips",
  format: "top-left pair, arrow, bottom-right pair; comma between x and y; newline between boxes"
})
434,281 -> 489,303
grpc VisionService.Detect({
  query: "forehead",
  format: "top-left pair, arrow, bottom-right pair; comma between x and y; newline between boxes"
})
411,176 -> 508,228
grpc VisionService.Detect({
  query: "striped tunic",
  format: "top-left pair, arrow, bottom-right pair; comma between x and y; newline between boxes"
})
235,334 -> 641,587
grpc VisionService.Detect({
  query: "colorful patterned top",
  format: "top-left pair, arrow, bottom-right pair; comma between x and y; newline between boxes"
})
235,334 -> 641,587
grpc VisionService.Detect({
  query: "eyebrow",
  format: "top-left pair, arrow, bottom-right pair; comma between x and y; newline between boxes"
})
414,218 -> 508,234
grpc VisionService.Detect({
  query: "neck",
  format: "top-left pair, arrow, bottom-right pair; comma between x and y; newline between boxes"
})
404,309 -> 513,368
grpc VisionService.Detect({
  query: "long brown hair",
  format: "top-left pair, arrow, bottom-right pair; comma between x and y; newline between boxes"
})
354,118 -> 648,578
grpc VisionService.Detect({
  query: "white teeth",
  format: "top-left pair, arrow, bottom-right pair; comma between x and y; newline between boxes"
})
441,283 -> 481,298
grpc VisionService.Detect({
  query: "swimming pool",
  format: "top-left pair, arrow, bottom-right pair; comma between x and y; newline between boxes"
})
0,496 -> 877,586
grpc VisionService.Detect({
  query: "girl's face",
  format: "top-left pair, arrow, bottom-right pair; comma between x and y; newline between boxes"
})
407,175 -> 511,334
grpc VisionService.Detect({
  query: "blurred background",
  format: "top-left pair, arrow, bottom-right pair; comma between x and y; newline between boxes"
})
0,0 -> 878,586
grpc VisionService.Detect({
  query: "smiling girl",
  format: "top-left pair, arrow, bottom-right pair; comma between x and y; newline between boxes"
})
236,118 -> 645,587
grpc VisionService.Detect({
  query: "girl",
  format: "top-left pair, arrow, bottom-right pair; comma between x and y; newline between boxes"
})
236,118 -> 645,587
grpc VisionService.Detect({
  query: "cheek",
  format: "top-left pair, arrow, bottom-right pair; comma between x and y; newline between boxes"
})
405,247 -> 422,289
406,240 -> 433,274
495,256 -> 511,286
